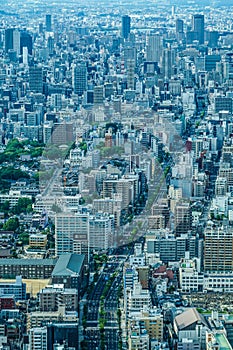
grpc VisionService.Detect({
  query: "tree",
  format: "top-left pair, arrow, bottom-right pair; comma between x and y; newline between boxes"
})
3,217 -> 19,232
18,232 -> 29,245
12,198 -> 33,215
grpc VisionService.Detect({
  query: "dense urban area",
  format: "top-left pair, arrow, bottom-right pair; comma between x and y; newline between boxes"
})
1,0 -> 233,349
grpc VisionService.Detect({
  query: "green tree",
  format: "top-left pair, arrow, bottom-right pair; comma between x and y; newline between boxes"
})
18,232 -> 29,245
12,198 -> 33,215
3,217 -> 19,232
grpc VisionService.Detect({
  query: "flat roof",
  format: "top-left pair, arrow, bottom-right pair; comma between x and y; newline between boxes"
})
215,333 -> 233,350
0,259 -> 57,266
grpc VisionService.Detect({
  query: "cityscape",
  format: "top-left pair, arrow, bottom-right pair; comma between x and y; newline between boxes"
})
1,0 -> 233,349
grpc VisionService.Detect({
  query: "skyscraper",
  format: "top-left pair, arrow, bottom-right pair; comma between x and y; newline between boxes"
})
192,14 -> 205,45
5,28 -> 20,55
146,33 -> 162,63
176,19 -> 184,41
20,31 -> 33,55
162,48 -> 172,79
127,58 -> 135,90
72,63 -> 87,96
29,65 -> 43,93
5,28 -> 14,53
45,14 -> 52,32
12,29 -> 20,56
176,19 -> 184,34
121,15 -> 131,40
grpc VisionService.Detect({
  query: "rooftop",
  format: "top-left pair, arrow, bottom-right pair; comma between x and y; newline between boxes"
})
0,258 -> 57,266
175,308 -> 207,330
215,333 -> 233,350
52,253 -> 85,277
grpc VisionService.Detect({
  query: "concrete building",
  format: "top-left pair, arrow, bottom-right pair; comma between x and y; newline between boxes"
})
27,306 -> 78,331
55,213 -> 89,259
0,276 -> 26,301
29,327 -> 47,350
29,66 -> 43,93
174,200 -> 192,236
0,259 -> 56,279
51,253 -> 85,290
29,234 -> 47,249
89,214 -> 114,251
204,222 -> 233,272
174,308 -> 208,349
72,63 -> 87,96
39,284 -> 78,312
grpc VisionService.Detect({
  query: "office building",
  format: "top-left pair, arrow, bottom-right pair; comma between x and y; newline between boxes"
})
5,28 -> 14,53
12,29 -> 20,56
29,66 -> 43,93
89,214 -> 114,251
45,14 -> 52,32
174,200 -> 192,236
20,31 -> 33,55
121,15 -> 131,39
51,122 -> 74,145
146,231 -> 198,263
146,33 -> 162,63
55,213 -> 89,259
162,48 -> 172,79
176,19 -> 184,36
127,59 -> 135,90
72,63 -> 87,96
47,323 -> 79,350
93,85 -> 104,105
192,14 -> 205,45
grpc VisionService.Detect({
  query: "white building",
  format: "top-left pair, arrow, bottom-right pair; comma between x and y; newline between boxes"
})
29,327 -> 47,350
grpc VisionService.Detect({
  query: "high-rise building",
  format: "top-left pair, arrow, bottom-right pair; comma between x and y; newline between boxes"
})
93,85 -> 104,105
51,122 -> 74,145
204,223 -> 233,272
29,65 -> 43,93
72,63 -> 87,96
146,33 -> 162,63
55,213 -> 89,260
162,48 -> 172,79
5,28 -> 20,56
45,14 -> 52,32
176,19 -> 184,35
121,15 -> 131,40
127,58 -> 135,90
20,31 -> 33,55
89,214 -> 114,250
174,200 -> 192,236
5,28 -> 14,53
23,47 -> 28,65
13,29 -> 20,56
29,327 -> 47,350
192,14 -> 205,45
176,19 -> 184,41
